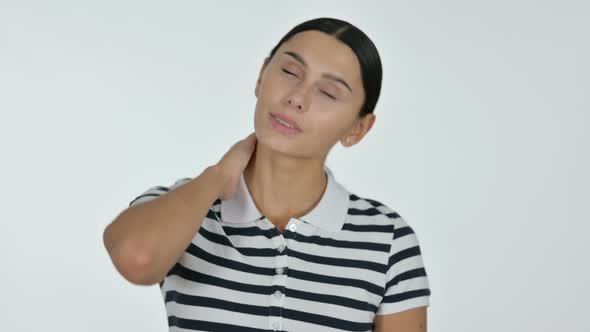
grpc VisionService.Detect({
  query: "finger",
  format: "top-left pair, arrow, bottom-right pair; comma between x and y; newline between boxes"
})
244,132 -> 257,144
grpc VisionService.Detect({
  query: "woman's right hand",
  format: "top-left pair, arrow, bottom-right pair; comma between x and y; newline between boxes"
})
214,132 -> 258,200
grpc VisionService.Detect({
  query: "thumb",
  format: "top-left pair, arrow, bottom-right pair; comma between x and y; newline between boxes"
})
244,132 -> 257,147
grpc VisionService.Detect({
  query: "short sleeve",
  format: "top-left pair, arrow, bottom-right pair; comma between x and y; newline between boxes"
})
376,215 -> 431,315
128,177 -> 192,208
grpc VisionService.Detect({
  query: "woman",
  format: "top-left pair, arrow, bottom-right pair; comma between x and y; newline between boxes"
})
104,17 -> 431,331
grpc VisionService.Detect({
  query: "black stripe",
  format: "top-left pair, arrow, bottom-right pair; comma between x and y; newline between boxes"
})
384,211 -> 401,218
291,232 -> 390,252
393,226 -> 414,239
165,290 -> 270,316
201,208 -> 216,221
201,223 -> 389,255
349,194 -> 370,202
128,193 -> 161,206
348,195 -> 403,220
389,246 -> 422,266
198,226 -> 284,257
222,224 -> 280,239
283,308 -> 373,331
364,198 -> 384,207
289,269 -> 383,296
386,268 -> 428,290
285,287 -> 376,312
349,195 -> 391,211
341,223 -> 393,233
185,242 -> 276,276
348,207 -> 383,216
383,288 -> 431,303
168,316 -> 273,332
288,248 -> 387,273
167,263 -> 273,295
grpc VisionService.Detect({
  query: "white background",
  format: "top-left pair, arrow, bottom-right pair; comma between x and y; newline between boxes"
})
1,1 -> 588,331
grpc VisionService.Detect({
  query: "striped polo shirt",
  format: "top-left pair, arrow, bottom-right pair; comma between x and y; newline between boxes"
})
128,165 -> 431,331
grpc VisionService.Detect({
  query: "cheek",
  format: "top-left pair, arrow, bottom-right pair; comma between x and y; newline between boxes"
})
310,116 -> 348,142
261,71 -> 291,97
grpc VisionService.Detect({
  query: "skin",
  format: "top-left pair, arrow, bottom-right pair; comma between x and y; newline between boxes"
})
249,29 -> 373,229
247,30 -> 427,330
373,307 -> 427,332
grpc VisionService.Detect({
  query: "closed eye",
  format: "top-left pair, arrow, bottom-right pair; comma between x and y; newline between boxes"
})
282,69 -> 298,78
321,91 -> 336,100
282,69 -> 336,100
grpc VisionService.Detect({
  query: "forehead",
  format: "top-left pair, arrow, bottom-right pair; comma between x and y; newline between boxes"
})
277,30 -> 362,86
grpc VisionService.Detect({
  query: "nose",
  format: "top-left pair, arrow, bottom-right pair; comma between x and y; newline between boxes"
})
284,85 -> 309,112
287,98 -> 304,111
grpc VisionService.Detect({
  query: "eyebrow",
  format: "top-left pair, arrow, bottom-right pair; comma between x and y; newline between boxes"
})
283,51 -> 353,93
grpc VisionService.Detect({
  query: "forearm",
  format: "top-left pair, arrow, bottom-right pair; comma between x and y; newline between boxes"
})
103,165 -> 225,285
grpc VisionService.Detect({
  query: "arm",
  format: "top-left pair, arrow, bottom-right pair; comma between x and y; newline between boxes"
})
373,306 -> 427,332
373,212 -> 431,331
103,165 -> 225,285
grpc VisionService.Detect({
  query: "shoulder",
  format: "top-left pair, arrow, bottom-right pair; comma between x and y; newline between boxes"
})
348,193 -> 417,237
128,176 -> 193,208
347,193 -> 428,271
351,196 -> 431,315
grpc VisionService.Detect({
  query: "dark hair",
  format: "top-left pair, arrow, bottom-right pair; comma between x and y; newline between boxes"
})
267,17 -> 382,118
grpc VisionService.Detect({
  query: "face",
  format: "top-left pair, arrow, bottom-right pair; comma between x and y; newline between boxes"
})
253,30 -> 376,159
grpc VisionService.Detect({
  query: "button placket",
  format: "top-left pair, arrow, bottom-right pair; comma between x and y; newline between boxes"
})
270,233 -> 289,332
275,266 -> 287,275
270,221 -> 287,253
269,286 -> 285,331
287,223 -> 297,232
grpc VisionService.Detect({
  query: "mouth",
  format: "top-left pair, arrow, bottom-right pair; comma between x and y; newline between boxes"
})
270,113 -> 302,131
270,113 -> 302,135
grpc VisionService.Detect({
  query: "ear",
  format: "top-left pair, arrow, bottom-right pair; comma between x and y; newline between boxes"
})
342,113 -> 376,146
255,57 -> 271,98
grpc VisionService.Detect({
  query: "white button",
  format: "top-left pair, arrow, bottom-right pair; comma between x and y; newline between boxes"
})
277,244 -> 286,252
275,266 -> 285,275
287,223 -> 297,232
272,321 -> 280,330
274,290 -> 282,298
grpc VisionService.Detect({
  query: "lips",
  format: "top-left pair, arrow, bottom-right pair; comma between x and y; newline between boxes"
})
270,112 -> 302,131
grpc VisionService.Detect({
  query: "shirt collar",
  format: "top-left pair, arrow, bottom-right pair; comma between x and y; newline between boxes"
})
220,165 -> 350,233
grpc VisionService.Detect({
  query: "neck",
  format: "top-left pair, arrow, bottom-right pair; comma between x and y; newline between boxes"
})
243,140 -> 328,223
